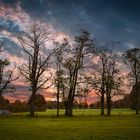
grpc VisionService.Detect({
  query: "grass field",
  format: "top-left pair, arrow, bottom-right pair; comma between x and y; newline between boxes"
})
0,109 -> 140,140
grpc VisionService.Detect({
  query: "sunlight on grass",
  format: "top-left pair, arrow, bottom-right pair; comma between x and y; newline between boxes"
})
0,109 -> 139,140
14,108 -> 136,117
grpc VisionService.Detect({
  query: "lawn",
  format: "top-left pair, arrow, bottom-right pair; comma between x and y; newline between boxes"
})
0,109 -> 140,140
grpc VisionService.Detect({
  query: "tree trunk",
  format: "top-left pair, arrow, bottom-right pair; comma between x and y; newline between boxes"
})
29,100 -> 35,117
64,100 -> 68,115
135,85 -> 139,115
66,98 -> 73,116
136,93 -> 139,115
65,72 -> 74,117
136,103 -> 139,115
0,94 -> 4,109
101,92 -> 104,115
107,93 -> 111,116
29,92 -> 35,117
84,98 -> 87,109
56,89 -> 60,117
65,91 -> 74,117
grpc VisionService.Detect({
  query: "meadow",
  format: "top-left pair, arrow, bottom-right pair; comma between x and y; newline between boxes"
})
0,109 -> 140,140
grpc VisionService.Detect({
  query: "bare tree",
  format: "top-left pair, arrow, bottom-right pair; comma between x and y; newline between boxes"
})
18,24 -> 54,116
104,54 -> 123,116
53,39 -> 68,117
91,48 -> 110,115
63,30 -> 94,116
0,44 -> 17,107
124,48 -> 140,114
91,47 -> 124,115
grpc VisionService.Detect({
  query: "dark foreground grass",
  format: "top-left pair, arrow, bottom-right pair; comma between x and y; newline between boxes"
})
0,109 -> 140,140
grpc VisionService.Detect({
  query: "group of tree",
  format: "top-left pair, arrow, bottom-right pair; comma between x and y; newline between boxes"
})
88,47 -> 124,116
0,23 -> 140,117
0,94 -> 46,112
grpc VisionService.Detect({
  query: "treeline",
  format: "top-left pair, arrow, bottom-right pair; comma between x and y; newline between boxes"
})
0,94 -> 46,112
0,23 -> 140,117
0,94 -> 132,113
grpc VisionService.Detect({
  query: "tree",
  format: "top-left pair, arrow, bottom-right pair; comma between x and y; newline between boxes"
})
53,39 -> 68,117
124,48 -> 140,114
19,24 -> 53,116
28,94 -> 46,111
64,30 -> 94,116
104,54 -> 122,116
91,48 -> 110,115
0,45 -> 17,107
130,84 -> 140,110
91,47 -> 123,115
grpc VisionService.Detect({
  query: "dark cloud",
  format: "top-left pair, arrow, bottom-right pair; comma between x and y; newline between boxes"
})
0,17 -> 22,56
1,0 -> 140,51
0,37 -> 21,56
1,0 -> 18,6
0,17 -> 22,33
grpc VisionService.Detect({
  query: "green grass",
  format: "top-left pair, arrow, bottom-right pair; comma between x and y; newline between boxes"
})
0,109 -> 140,140
15,108 -> 136,116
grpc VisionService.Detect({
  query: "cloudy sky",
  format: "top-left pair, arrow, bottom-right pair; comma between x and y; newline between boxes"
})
1,0 -> 140,49
0,0 -> 139,102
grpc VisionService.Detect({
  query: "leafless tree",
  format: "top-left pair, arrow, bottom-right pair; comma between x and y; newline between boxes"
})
91,47 -> 124,115
104,53 -> 123,116
0,44 -> 17,107
63,30 -> 94,116
18,24 -> 54,116
124,48 -> 140,114
53,39 -> 68,117
91,48 -> 110,115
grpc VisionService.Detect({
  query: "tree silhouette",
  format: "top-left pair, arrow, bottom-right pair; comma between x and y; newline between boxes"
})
64,30 -> 94,116
18,24 -> 54,116
0,44 -> 17,108
28,94 -> 46,111
124,48 -> 140,114
91,47 -> 124,115
53,39 -> 68,116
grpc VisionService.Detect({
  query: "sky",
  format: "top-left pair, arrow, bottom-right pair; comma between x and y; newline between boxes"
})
0,0 -> 140,102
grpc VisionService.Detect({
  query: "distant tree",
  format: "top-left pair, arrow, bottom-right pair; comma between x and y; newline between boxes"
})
19,24 -> 54,116
82,76 -> 91,109
90,101 -> 100,109
130,85 -> 140,110
124,48 -> 140,114
4,100 -> 29,113
112,94 -> 130,108
0,95 -> 10,109
28,94 -> 46,111
76,75 -> 91,109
